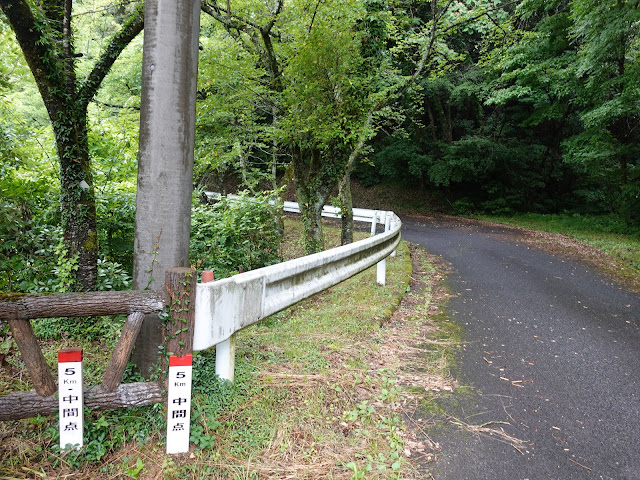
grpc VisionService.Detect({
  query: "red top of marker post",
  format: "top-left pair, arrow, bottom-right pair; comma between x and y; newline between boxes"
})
202,270 -> 214,283
58,349 -> 83,363
169,354 -> 193,367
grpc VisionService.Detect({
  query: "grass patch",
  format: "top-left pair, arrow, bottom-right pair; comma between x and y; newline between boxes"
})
476,213 -> 640,273
186,238 -> 414,479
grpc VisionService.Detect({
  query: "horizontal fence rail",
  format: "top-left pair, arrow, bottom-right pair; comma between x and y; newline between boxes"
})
0,382 -> 165,421
194,198 -> 401,380
0,291 -> 166,322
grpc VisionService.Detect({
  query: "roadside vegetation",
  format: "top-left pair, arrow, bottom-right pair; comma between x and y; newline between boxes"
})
0,218 -> 462,479
2,0 -> 639,291
476,213 -> 640,281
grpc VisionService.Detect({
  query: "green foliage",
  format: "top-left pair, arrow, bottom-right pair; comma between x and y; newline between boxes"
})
279,1 -> 368,151
32,314 -> 124,342
564,0 -> 640,222
49,404 -> 163,467
0,200 -> 64,292
96,183 -> 136,272
190,191 -> 283,278
374,139 -> 431,184
0,194 -> 131,293
358,0 -> 638,222
189,353 -> 228,449
96,257 -> 132,291
1,0 -> 144,290
195,24 -> 275,192
477,0 -> 640,221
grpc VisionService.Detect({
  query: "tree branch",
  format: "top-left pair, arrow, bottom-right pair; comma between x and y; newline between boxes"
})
0,0 -> 65,110
78,2 -> 144,109
308,0 -> 324,33
62,0 -> 77,96
265,0 -> 284,31
94,99 -> 141,110
202,0 -> 285,94
40,0 -> 64,34
201,1 -> 260,30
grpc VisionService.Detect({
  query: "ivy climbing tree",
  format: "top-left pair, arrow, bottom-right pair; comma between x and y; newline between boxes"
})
0,0 -> 144,290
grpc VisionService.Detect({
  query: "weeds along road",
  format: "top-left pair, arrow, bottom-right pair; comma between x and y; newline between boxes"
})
400,216 -> 640,480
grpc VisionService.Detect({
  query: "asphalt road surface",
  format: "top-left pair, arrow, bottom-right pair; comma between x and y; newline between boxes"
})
401,216 -> 640,480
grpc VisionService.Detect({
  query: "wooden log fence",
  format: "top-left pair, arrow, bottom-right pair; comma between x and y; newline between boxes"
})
0,267 -> 196,421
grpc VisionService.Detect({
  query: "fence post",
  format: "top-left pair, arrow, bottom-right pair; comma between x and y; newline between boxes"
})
164,267 -> 197,358
163,267 -> 197,454
370,211 -> 378,236
7,318 -> 56,396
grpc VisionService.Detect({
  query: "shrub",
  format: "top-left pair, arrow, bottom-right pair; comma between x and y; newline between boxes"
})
190,190 -> 283,278
96,183 -> 136,272
0,200 -> 65,292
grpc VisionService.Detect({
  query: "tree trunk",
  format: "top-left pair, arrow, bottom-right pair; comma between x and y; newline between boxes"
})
131,0 -> 201,376
296,185 -> 327,254
339,169 -> 354,245
0,0 -> 144,291
292,148 -> 335,254
55,109 -> 98,291
338,110 -> 374,246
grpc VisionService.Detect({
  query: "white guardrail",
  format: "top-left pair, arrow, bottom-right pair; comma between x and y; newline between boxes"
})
193,195 -> 401,381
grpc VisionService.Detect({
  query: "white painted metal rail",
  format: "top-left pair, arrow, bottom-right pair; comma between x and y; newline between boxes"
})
193,197 -> 401,381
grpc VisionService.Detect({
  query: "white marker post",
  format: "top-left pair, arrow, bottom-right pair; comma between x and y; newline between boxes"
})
166,354 -> 193,454
58,349 -> 84,450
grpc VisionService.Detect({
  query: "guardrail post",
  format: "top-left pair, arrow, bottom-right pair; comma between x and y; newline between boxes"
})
376,256 -> 386,286
200,270 -> 236,382
390,216 -> 398,258
215,335 -> 236,382
370,211 -> 378,236
376,212 -> 391,286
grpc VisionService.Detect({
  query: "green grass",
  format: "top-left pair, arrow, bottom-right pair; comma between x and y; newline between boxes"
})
476,213 -> 640,272
187,235 -> 414,478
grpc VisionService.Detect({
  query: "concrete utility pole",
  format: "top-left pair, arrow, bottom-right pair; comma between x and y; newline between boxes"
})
132,0 -> 201,375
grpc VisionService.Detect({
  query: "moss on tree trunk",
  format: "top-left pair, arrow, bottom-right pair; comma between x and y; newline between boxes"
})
0,0 -> 144,290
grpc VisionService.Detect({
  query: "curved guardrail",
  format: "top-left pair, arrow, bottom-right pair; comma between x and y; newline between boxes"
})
193,199 -> 401,380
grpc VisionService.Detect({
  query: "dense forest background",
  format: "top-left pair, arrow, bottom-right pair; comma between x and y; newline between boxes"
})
1,0 -> 638,293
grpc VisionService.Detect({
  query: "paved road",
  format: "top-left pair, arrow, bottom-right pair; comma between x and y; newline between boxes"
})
401,216 -> 640,480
